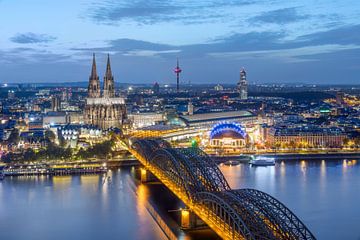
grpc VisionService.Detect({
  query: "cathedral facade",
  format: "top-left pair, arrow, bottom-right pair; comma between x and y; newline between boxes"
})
84,54 -> 127,129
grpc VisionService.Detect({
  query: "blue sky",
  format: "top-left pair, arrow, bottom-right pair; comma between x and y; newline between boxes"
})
0,0 -> 359,84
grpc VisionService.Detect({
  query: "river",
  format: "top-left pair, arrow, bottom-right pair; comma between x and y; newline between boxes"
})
0,158 -> 359,240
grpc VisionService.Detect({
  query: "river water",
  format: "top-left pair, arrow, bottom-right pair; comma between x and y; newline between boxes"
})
0,158 -> 359,240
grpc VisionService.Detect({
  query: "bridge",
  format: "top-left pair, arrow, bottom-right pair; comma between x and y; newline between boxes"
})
127,138 -> 316,240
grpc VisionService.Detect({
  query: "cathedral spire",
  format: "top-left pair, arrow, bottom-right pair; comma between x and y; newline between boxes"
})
90,53 -> 98,79
105,54 -> 112,80
88,53 -> 100,98
103,54 -> 115,98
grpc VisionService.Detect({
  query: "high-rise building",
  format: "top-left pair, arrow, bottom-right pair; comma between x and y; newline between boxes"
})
84,54 -> 127,129
237,68 -> 248,100
187,101 -> 194,115
153,82 -> 160,95
51,96 -> 61,111
7,90 -> 15,99
336,91 -> 345,105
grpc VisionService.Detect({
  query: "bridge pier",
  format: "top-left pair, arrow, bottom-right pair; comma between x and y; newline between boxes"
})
180,209 -> 207,230
140,168 -> 158,183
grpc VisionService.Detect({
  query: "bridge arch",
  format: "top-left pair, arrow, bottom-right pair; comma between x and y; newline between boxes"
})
234,189 -> 316,240
149,148 -> 204,200
128,138 -> 316,240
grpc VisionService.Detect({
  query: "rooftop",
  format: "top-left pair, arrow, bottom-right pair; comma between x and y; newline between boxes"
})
180,110 -> 254,123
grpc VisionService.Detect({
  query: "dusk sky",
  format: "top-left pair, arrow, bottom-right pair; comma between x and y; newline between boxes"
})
0,0 -> 359,85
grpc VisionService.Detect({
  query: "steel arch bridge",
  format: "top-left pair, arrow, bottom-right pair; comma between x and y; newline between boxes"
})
129,138 -> 315,240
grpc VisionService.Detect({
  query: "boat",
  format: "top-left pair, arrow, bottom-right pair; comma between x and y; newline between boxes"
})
249,156 -> 275,166
223,160 -> 240,166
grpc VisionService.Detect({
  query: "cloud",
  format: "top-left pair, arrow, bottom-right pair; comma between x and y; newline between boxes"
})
72,25 -> 360,63
208,44 -> 360,63
297,24 -> 360,45
123,49 -> 181,57
250,7 -> 308,24
72,38 -> 181,58
10,32 -> 56,44
88,0 -> 256,25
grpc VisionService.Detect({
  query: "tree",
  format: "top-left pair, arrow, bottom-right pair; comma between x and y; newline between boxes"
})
7,128 -> 20,145
23,149 -> 36,162
45,130 -> 56,142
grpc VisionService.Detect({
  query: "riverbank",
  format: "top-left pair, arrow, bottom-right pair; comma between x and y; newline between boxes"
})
3,162 -> 107,176
2,151 -> 359,174
211,151 -> 360,163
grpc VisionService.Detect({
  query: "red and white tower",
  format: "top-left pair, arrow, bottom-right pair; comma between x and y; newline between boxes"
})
174,58 -> 182,93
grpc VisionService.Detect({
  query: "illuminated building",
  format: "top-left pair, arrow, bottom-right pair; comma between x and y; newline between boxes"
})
209,122 -> 247,148
187,101 -> 193,115
237,68 -> 248,100
267,126 -> 346,148
128,113 -> 165,129
43,112 -> 69,127
214,84 -> 224,91
84,54 -> 127,129
173,110 -> 256,128
7,90 -> 15,99
51,96 -> 61,111
336,91 -> 345,105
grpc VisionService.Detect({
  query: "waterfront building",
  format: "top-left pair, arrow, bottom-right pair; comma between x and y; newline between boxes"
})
84,54 -> 127,129
209,122 -> 247,148
267,126 -> 346,148
237,68 -> 248,100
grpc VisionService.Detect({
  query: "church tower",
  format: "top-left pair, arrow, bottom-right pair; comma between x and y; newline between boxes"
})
84,53 -> 127,129
88,53 -> 101,98
103,54 -> 115,98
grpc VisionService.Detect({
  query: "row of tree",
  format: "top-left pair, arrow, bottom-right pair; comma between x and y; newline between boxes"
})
1,140 -> 115,163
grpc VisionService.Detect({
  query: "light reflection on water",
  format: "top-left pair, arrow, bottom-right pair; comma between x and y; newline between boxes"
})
0,169 -> 167,240
1,159 -> 360,240
219,158 -> 360,240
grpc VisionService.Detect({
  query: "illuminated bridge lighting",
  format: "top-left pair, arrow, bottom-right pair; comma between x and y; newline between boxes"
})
210,122 -> 247,139
124,138 -> 315,240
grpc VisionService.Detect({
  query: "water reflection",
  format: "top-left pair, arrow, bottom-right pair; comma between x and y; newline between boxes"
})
1,160 -> 360,240
220,158 -> 360,240
0,168 -> 167,240
53,176 -> 72,189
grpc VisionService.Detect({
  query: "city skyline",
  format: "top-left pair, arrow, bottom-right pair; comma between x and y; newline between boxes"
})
0,0 -> 360,84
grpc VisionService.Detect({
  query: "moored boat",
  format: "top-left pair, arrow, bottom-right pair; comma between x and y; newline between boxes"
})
249,156 -> 275,166
223,160 -> 240,166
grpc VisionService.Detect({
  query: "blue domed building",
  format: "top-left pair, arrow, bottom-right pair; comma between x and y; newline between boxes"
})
210,122 -> 247,148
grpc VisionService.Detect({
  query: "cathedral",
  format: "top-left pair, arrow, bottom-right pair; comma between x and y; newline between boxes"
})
84,54 -> 127,129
